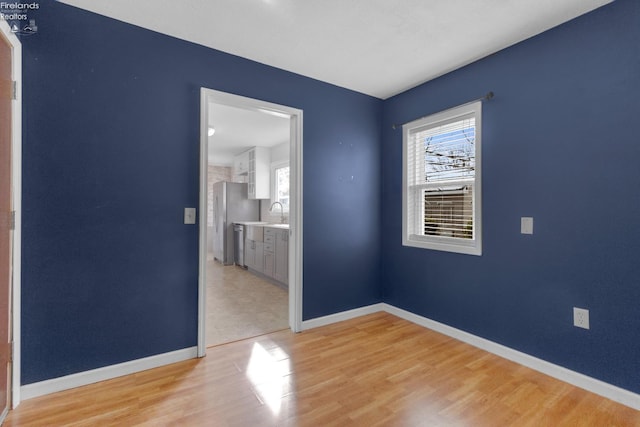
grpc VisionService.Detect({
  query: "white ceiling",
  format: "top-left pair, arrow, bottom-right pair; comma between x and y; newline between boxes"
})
208,103 -> 290,166
59,0 -> 611,99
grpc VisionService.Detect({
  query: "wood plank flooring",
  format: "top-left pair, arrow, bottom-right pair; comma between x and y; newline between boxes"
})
5,312 -> 640,426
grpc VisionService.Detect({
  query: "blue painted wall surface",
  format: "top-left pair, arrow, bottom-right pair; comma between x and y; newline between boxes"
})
21,1 -> 382,384
381,0 -> 640,393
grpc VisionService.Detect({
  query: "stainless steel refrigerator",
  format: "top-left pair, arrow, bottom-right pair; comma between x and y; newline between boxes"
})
211,181 -> 260,265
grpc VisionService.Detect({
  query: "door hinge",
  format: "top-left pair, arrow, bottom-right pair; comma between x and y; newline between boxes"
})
11,81 -> 16,100
9,342 -> 13,363
9,211 -> 15,231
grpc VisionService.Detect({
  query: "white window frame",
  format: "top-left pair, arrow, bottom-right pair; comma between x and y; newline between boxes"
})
402,101 -> 482,256
271,160 -> 290,215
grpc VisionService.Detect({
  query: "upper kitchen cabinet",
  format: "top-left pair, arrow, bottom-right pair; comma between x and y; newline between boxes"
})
234,150 -> 250,177
248,147 -> 271,199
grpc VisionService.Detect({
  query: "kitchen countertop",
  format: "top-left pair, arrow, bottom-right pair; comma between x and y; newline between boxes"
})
234,221 -> 289,229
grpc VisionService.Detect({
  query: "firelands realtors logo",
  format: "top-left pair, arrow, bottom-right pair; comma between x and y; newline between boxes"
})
0,1 -> 39,35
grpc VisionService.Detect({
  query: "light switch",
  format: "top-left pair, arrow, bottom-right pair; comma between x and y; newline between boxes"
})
521,217 -> 533,234
184,208 -> 196,225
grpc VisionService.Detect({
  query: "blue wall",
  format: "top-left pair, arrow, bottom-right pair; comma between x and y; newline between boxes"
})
21,1 -> 382,384
21,0 -> 640,397
381,0 -> 640,393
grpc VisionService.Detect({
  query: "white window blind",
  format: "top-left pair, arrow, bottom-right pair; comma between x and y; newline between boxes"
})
403,101 -> 482,255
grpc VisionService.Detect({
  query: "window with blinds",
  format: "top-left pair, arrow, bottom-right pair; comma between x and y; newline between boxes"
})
402,101 -> 482,255
272,163 -> 290,212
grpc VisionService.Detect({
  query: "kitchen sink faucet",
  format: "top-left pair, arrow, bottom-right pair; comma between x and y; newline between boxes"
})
269,201 -> 285,223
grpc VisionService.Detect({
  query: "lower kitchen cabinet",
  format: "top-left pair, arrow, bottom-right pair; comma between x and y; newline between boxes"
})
245,239 -> 264,272
274,229 -> 288,284
263,249 -> 275,277
245,225 -> 264,273
263,227 -> 288,287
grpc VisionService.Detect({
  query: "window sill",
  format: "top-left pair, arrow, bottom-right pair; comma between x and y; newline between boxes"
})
403,234 -> 482,256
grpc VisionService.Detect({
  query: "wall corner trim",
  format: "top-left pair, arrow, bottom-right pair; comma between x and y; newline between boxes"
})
381,304 -> 640,411
20,347 -> 198,401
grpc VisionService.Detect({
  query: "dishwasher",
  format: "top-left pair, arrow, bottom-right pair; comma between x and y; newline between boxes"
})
233,224 -> 246,267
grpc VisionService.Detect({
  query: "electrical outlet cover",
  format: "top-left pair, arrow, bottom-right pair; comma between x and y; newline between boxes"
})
521,217 -> 534,234
573,307 -> 589,329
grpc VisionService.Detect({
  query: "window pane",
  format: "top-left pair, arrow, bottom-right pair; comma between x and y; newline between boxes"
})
423,187 -> 473,239
419,117 -> 475,184
411,116 -> 475,239
275,166 -> 290,211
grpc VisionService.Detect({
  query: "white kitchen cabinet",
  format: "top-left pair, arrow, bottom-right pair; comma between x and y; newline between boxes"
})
234,150 -> 250,177
248,147 -> 271,199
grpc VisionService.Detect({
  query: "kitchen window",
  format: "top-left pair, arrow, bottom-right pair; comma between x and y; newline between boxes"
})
402,101 -> 482,255
271,162 -> 290,213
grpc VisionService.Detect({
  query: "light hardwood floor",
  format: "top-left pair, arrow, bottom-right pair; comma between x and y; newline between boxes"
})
6,312 -> 640,426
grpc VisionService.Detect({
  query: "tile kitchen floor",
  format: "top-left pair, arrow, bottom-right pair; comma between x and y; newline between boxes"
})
206,258 -> 289,347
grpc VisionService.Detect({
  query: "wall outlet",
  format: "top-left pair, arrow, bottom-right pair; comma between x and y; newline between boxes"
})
573,307 -> 589,329
521,217 -> 534,234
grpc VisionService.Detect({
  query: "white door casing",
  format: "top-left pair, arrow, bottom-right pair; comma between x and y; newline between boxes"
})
0,20 -> 22,410
198,88 -> 303,356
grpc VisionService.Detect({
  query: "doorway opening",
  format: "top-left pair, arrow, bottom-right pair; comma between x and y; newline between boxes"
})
198,89 -> 303,356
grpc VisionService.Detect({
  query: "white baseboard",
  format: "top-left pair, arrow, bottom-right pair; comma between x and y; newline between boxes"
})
301,303 -> 385,330
381,304 -> 640,411
21,304 -> 640,411
0,406 -> 7,425
21,346 -> 198,401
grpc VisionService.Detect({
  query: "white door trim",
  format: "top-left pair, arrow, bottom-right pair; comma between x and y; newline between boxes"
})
197,88 -> 303,356
0,20 -> 22,409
